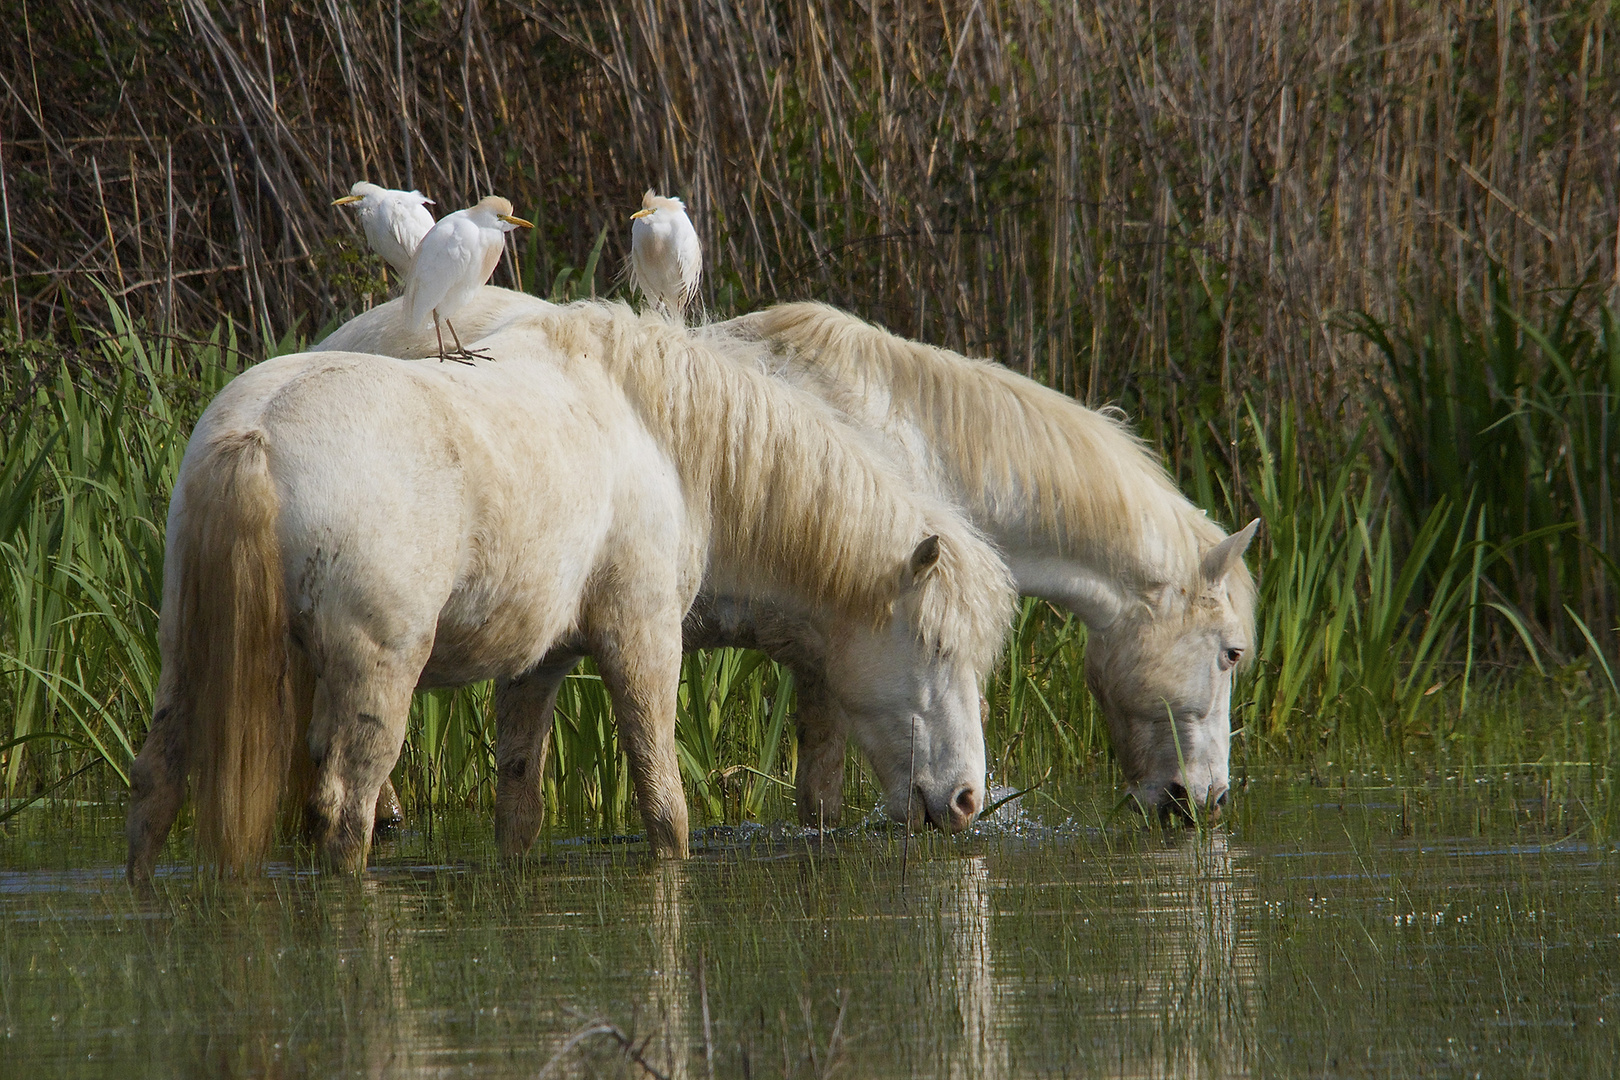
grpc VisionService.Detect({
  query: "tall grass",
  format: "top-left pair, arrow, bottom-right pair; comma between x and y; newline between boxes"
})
1348,273 -> 1620,665
0,306 -> 220,806
7,2 -> 1617,426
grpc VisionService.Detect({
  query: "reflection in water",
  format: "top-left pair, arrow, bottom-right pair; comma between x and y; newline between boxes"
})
1119,830 -> 1258,1079
532,861 -> 694,1078
642,862 -> 691,1080
8,791 -> 1610,1078
347,876 -> 417,1079
292,875 -> 430,1079
935,854 -> 1008,1080
919,833 -> 1256,1080
159,874 -> 440,1079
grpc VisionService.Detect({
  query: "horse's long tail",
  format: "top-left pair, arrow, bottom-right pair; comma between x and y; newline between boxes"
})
168,429 -> 298,872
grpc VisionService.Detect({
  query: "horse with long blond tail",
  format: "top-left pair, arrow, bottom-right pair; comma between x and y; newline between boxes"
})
126,301 -> 1014,879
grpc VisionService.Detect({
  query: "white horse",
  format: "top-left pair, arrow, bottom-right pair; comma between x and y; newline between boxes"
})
721,304 -> 1258,821
125,301 -> 1014,879
318,287 -> 1254,830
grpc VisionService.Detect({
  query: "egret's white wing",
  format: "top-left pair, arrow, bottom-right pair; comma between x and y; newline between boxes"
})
675,221 -> 703,309
477,232 -> 505,291
435,215 -> 507,323
404,213 -> 479,329
386,197 -> 436,269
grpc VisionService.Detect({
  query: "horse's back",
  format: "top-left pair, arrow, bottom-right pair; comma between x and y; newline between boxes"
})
315,287 -> 548,361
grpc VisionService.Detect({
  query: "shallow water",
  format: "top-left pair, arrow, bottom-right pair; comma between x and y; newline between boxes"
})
1,781 -> 1614,1078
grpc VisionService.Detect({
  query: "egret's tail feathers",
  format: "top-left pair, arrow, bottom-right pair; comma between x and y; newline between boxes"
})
401,287 -> 432,334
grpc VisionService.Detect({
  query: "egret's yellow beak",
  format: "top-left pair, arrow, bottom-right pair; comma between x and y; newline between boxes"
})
630,207 -> 654,220
331,194 -> 363,206
498,214 -> 535,229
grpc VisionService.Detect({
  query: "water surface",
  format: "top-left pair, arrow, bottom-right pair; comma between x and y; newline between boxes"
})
2,781 -> 1613,1077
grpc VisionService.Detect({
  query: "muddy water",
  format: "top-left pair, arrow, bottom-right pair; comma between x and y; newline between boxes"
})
1,782 -> 1614,1078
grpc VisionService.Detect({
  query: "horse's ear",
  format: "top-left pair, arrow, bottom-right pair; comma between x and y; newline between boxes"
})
908,535 -> 942,581
1201,518 -> 1260,582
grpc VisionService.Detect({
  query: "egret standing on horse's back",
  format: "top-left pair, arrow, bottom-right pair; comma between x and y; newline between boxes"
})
629,190 -> 702,324
331,182 -> 436,278
404,196 -> 533,361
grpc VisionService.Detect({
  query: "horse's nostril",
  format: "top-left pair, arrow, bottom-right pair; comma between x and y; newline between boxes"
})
1214,788 -> 1230,809
952,785 -> 981,824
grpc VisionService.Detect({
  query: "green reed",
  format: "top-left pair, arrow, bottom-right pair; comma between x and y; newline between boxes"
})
0,305 -> 217,804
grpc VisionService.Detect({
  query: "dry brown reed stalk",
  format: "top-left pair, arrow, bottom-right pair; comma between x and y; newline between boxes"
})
2,1 -> 1612,367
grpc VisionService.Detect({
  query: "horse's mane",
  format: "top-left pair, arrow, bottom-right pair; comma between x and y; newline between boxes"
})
481,298 -> 1015,672
731,302 -> 1256,612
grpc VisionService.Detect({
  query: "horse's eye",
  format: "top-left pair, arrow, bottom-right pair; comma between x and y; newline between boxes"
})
1220,647 -> 1243,671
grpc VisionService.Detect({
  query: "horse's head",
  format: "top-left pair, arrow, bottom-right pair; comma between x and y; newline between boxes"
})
1084,520 -> 1259,822
822,535 -> 1005,833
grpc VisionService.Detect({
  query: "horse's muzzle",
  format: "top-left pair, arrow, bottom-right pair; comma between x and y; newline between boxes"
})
914,782 -> 983,832
1138,781 -> 1229,825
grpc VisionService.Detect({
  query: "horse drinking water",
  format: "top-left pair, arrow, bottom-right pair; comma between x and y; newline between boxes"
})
722,304 -> 1258,822
125,301 -> 1014,879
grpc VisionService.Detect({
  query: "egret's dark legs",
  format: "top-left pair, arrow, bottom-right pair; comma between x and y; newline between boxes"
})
445,317 -> 493,362
432,313 -> 479,365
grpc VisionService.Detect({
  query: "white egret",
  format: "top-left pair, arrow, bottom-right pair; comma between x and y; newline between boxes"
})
331,182 -> 436,277
629,190 -> 702,323
404,195 -> 533,361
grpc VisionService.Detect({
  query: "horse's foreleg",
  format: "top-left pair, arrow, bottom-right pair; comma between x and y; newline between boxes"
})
126,697 -> 189,885
304,644 -> 421,873
593,620 -> 688,859
494,657 -> 578,857
793,676 -> 848,828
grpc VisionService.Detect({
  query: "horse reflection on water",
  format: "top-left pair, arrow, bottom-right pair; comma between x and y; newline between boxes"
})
920,855 -> 1009,1080
916,835 -> 1257,1079
1123,832 -> 1258,1078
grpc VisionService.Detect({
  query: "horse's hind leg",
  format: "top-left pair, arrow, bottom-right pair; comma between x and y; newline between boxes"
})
793,677 -> 849,828
494,657 -> 579,857
126,697 -> 189,885
304,641 -> 422,872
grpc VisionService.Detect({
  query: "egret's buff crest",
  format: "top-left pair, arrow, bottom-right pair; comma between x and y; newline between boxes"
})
730,302 -> 1256,633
